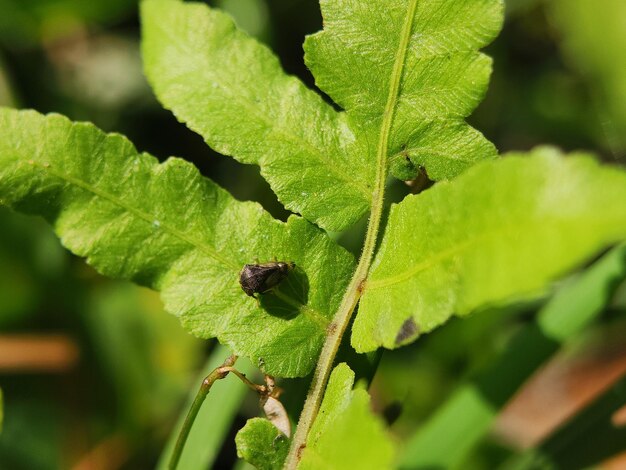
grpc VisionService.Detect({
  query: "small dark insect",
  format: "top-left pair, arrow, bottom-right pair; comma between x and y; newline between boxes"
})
239,261 -> 295,298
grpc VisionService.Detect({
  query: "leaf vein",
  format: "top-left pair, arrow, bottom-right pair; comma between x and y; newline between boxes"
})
153,20 -> 371,200
26,156 -> 236,269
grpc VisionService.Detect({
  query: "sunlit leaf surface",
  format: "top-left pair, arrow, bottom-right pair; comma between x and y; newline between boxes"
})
0,108 -> 354,377
356,148 -> 626,352
298,363 -> 395,470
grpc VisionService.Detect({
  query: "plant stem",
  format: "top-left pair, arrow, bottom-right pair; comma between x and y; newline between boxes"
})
282,211 -> 382,469
283,3 -> 418,468
169,354 -> 238,470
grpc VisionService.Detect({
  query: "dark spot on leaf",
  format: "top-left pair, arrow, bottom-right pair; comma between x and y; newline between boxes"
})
382,401 -> 403,425
395,317 -> 419,345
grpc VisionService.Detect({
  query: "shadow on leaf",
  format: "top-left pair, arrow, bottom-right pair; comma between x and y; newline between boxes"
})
260,267 -> 309,320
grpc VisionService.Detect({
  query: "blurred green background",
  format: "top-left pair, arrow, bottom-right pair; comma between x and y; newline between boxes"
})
0,0 -> 625,469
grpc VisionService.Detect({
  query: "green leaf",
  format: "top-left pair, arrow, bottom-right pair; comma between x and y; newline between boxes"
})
355,147 -> 626,352
235,418 -> 290,470
0,108 -> 355,377
304,0 -> 503,182
537,243 -> 626,341
298,363 -> 395,470
141,0 -> 372,231
399,244 -> 626,469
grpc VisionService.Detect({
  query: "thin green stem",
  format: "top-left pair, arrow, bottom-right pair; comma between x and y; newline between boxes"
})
283,2 -> 418,468
169,354 -> 238,470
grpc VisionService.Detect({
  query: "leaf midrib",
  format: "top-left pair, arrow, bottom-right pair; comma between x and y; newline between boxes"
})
34,159 -> 238,268
365,219 -> 609,291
